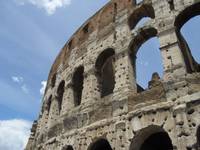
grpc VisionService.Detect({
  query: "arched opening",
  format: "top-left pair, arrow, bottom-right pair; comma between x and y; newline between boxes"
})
129,125 -> 173,150
51,74 -> 57,88
62,145 -> 74,150
57,81 -> 65,114
72,66 -> 84,106
88,139 -> 112,150
129,28 -> 163,91
95,49 -> 115,97
140,132 -> 173,150
135,0 -> 143,5
197,126 -> 200,148
175,2 -> 200,73
128,4 -> 155,30
47,95 -> 52,115
135,17 -> 151,29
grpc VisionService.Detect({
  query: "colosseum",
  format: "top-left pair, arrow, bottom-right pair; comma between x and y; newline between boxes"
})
26,0 -> 200,149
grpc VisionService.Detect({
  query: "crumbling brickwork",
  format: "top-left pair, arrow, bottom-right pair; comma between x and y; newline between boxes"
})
26,0 -> 200,149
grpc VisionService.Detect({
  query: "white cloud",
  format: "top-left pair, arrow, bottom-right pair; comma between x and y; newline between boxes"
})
16,0 -> 72,15
11,76 -> 24,83
0,119 -> 32,150
11,76 -> 30,94
21,84 -> 29,94
40,81 -> 47,95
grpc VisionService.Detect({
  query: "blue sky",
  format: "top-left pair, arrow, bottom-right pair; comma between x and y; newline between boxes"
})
0,0 -> 199,149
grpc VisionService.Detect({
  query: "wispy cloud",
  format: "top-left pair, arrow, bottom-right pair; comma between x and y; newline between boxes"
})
21,84 -> 29,94
0,119 -> 32,150
11,76 -> 29,94
16,0 -> 72,15
11,76 -> 24,83
40,81 -> 47,95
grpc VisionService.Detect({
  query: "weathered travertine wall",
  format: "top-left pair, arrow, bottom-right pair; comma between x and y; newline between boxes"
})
26,0 -> 200,149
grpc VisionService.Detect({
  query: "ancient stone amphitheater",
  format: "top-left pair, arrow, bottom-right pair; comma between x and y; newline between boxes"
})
26,0 -> 200,149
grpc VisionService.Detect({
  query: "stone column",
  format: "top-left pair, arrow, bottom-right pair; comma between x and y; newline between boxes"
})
158,26 -> 187,81
81,67 -> 101,104
61,81 -> 74,115
113,50 -> 136,99
173,104 -> 190,150
40,104 -> 49,132
47,96 -> 59,129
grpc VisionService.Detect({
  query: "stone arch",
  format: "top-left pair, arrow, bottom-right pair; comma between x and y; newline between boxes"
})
128,4 -> 155,30
95,48 -> 115,97
129,125 -> 173,150
129,27 -> 163,90
72,66 -> 84,106
174,2 -> 200,73
62,145 -> 74,150
57,80 -> 65,114
88,138 -> 112,150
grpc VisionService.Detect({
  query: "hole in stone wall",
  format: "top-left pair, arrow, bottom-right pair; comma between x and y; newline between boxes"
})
51,74 -> 56,88
168,0 -> 174,11
83,23 -> 89,34
197,126 -> 200,148
95,49 -> 115,97
72,66 -> 84,106
57,80 -> 65,114
128,4 -> 155,30
181,16 -> 200,65
129,126 -> 173,150
89,139 -> 112,150
62,145 -> 74,150
134,37 -> 163,90
47,95 -> 52,115
136,0 -> 143,5
135,17 -> 151,29
140,132 -> 173,150
175,3 -> 200,73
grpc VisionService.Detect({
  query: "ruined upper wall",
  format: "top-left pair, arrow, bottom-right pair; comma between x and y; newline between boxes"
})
46,0 -> 136,89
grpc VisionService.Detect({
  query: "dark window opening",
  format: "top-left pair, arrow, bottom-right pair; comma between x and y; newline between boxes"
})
62,145 -> 74,150
168,0 -> 174,11
95,49 -> 115,97
83,24 -> 89,34
197,127 -> 200,148
89,139 -> 112,150
72,66 -> 84,106
140,132 -> 173,150
51,74 -> 56,88
47,95 -> 52,115
57,81 -> 65,114
68,39 -> 73,49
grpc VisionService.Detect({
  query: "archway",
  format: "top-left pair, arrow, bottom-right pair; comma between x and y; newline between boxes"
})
72,66 -> 84,106
95,49 -> 115,97
62,145 -> 74,150
129,28 -> 163,91
175,2 -> 200,73
57,80 -> 65,114
128,4 -> 155,30
129,125 -> 173,150
88,139 -> 112,150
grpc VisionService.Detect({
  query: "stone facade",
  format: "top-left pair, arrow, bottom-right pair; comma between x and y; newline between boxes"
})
26,0 -> 200,149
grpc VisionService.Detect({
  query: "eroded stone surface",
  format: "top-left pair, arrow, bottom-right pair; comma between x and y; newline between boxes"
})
26,0 -> 200,150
